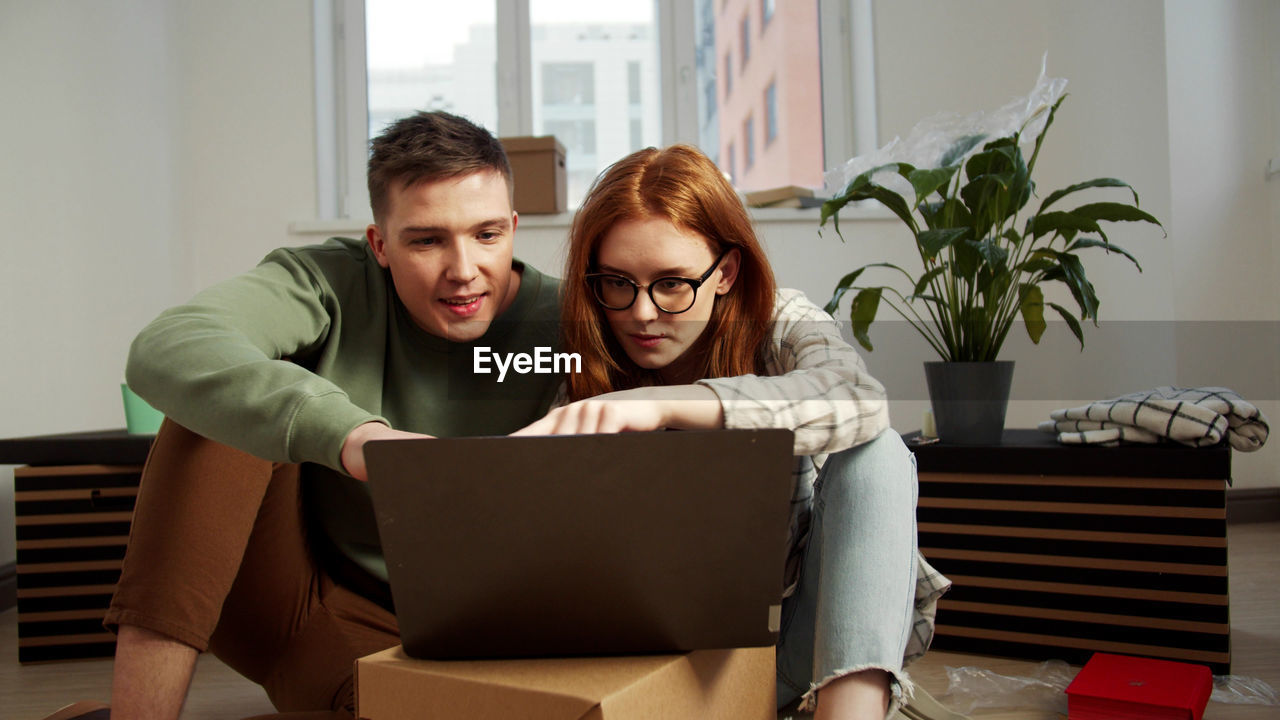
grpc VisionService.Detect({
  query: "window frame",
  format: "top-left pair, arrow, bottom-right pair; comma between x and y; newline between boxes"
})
314,0 -> 877,220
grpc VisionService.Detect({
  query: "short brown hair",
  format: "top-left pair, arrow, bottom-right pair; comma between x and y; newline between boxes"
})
367,111 -> 512,222
562,145 -> 777,400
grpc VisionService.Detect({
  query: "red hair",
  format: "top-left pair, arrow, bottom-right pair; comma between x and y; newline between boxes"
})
562,145 -> 777,401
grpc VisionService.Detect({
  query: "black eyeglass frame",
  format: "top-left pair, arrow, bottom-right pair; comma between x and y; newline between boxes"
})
585,249 -> 731,314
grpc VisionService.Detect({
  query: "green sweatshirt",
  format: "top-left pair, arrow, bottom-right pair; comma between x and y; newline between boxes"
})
126,236 -> 563,583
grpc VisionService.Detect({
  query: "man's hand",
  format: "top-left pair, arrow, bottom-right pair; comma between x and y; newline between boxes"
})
512,386 -> 724,437
341,421 -> 434,481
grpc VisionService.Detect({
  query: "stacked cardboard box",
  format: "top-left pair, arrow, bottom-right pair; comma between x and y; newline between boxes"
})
500,136 -> 568,214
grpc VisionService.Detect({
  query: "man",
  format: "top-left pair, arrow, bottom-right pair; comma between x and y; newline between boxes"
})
46,111 -> 563,720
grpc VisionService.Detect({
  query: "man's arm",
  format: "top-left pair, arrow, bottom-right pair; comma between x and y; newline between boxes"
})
339,421 -> 436,481
126,247 -> 383,471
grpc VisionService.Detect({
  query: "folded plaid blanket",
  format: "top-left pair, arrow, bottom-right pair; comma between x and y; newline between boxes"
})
1038,386 -> 1269,451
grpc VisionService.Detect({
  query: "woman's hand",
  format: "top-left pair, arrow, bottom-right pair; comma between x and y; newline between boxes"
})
513,385 -> 725,437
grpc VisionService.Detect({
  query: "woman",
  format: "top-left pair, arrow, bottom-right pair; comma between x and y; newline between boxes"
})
517,145 -> 949,720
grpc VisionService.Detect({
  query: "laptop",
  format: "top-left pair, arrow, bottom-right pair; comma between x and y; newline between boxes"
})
363,428 -> 795,660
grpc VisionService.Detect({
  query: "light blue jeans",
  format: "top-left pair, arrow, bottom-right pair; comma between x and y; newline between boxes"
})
775,430 -> 919,713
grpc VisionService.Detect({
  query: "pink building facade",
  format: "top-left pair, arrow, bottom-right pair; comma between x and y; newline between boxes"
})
714,0 -> 824,191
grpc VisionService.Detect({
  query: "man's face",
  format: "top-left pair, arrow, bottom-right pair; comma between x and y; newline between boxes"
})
366,171 -> 519,342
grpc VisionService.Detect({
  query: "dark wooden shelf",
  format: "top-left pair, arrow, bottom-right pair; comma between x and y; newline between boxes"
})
0,429 -> 154,467
903,428 -> 1230,479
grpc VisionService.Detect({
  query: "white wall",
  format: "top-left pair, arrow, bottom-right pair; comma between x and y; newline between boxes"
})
0,0 -> 316,570
1,0 -> 180,570
2,0 -> 1276,571
1164,0 -> 1280,496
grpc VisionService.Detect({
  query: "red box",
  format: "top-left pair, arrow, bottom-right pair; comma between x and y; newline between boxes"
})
1065,653 -> 1213,720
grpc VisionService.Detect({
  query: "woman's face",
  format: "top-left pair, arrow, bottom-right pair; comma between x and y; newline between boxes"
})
595,215 -> 738,383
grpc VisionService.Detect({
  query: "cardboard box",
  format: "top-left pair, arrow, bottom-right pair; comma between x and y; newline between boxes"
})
501,135 -> 568,214
356,645 -> 775,720
1065,652 -> 1213,720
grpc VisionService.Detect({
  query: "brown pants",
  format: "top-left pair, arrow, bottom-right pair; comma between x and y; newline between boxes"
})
105,420 -> 399,719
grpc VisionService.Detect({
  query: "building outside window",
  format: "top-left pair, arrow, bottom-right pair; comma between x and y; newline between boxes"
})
765,80 -> 777,145
706,0 -> 823,191
345,0 -> 843,215
723,51 -> 733,101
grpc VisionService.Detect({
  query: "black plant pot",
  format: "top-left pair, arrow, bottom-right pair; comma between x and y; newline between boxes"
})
923,361 -> 1015,445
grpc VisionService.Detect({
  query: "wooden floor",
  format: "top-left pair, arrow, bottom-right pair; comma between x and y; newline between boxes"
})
5,520 -> 1278,720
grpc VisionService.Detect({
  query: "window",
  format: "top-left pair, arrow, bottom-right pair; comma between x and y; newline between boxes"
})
630,118 -> 643,151
765,80 -> 777,144
542,63 -> 595,105
364,0 -> 497,141
723,51 -> 732,100
700,0 -> 832,191
627,61 -> 642,105
318,0 -> 875,217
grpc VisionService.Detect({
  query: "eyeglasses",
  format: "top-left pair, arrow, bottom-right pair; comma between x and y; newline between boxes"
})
585,250 -> 730,314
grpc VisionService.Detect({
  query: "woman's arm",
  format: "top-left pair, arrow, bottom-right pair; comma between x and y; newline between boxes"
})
512,384 -> 724,436
696,289 -> 890,455
514,291 -> 889,454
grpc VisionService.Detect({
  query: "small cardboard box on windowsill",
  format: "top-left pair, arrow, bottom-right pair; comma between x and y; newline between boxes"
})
355,644 -> 775,720
500,135 -> 568,215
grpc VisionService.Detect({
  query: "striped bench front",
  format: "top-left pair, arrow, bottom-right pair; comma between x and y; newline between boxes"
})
910,429 -> 1230,673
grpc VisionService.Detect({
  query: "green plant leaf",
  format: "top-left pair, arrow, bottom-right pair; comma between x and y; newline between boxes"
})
826,262 -> 913,316
863,185 -> 918,234
953,238 -> 983,281
824,266 -> 871,314
1040,178 -> 1138,212
1026,95 -> 1066,176
1018,284 -> 1046,344
819,162 -> 908,236
1015,257 -> 1057,275
1055,252 -> 1100,321
919,198 -> 973,232
975,238 -> 1010,274
912,264 -> 948,297
1027,211 -> 1101,239
849,287 -> 882,351
1067,236 -> 1143,272
1008,145 -> 1033,215
977,265 -> 1011,303
939,134 -> 987,167
918,227 -> 968,258
819,196 -> 852,237
960,167 -> 1016,238
907,166 -> 961,206
1047,302 -> 1085,350
1069,202 -> 1164,230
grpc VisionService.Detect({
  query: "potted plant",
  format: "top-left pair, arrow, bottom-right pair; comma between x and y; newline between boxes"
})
820,72 -> 1163,444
